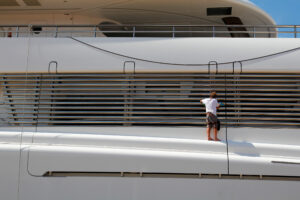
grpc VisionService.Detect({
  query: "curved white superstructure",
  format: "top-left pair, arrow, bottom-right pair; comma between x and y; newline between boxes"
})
0,0 -> 275,25
0,1 -> 300,200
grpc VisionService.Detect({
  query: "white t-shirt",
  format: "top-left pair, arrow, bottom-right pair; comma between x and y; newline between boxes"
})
202,98 -> 219,116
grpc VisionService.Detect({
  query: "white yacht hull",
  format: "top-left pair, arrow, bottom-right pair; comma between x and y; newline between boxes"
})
0,36 -> 299,200
1,127 -> 300,200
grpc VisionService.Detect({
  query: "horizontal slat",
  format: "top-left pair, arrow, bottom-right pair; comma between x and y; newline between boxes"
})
3,88 -> 300,92
9,121 -> 300,126
4,93 -> 300,97
4,97 -> 300,102
10,116 -> 300,121
4,102 -> 300,106
3,83 -> 300,87
1,78 -> 300,83
8,106 -> 300,111
8,111 -> 300,116
2,74 -> 300,78
2,78 -> 300,83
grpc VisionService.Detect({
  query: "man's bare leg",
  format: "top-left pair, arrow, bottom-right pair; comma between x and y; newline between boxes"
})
207,127 -> 213,141
214,127 -> 221,141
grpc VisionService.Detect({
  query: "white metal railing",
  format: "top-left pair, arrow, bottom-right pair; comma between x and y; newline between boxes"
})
0,24 -> 299,38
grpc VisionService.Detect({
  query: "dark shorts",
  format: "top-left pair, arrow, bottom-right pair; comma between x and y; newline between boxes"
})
206,112 -> 218,128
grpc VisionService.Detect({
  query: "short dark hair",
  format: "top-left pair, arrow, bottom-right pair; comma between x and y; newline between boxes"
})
210,91 -> 217,98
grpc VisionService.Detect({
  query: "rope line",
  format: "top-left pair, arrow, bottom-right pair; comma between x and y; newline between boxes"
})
70,36 -> 300,66
225,73 -> 230,175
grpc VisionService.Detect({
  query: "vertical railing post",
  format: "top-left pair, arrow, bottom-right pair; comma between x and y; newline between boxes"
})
268,27 -> 271,38
294,25 -> 297,38
172,26 -> 175,38
28,24 -> 32,37
253,26 -> 256,38
16,26 -> 19,37
212,26 -> 215,37
94,26 -> 97,37
133,26 -> 136,38
55,26 -> 58,38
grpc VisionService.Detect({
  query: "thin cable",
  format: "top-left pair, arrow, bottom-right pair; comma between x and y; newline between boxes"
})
225,73 -> 230,175
35,74 -> 43,133
70,36 -> 300,66
17,26 -> 32,200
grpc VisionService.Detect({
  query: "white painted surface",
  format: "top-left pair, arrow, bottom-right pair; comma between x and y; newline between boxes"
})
0,38 -> 29,72
1,127 -> 300,199
15,127 -> 300,200
30,126 -> 223,139
0,132 -> 21,200
0,132 -> 21,144
1,37 -> 300,73
31,132 -> 226,152
28,145 -> 228,176
19,175 -> 300,200
27,128 -> 227,176
228,128 -> 300,176
20,127 -> 300,177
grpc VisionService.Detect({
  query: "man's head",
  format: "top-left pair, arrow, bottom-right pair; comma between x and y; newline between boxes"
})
210,91 -> 217,98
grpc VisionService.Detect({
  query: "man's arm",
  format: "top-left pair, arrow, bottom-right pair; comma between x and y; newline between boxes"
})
216,100 -> 220,109
200,98 -> 207,104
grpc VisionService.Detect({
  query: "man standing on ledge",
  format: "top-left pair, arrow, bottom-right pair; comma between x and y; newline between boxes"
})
200,91 -> 220,141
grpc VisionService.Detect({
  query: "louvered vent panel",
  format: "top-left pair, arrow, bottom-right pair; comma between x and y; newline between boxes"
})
0,0 -> 19,6
1,73 -> 300,127
23,0 -> 41,6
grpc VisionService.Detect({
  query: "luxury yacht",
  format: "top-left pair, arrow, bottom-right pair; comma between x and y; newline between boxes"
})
0,0 -> 300,200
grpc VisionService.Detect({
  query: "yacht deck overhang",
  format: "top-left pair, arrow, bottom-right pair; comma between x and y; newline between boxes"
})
0,0 -> 275,27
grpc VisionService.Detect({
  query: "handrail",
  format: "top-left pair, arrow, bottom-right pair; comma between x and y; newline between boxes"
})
232,61 -> 243,74
123,61 -> 136,74
0,24 -> 299,38
208,61 -> 218,74
48,61 -> 58,74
